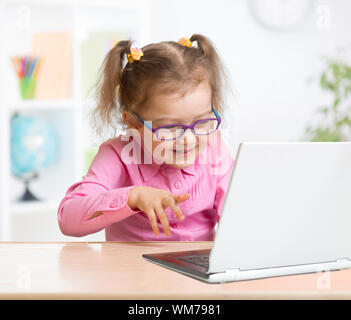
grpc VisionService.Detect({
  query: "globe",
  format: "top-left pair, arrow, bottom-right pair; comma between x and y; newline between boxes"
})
10,113 -> 58,201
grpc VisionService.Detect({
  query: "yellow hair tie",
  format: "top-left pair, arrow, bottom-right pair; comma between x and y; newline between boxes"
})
177,37 -> 192,48
127,47 -> 144,63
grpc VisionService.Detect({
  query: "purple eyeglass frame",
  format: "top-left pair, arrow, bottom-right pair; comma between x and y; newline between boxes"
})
132,107 -> 221,141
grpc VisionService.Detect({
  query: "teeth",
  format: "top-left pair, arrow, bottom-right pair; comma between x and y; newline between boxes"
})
173,149 -> 194,153
173,147 -> 196,152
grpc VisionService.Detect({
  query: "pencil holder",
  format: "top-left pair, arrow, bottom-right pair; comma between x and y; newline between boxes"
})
19,78 -> 36,99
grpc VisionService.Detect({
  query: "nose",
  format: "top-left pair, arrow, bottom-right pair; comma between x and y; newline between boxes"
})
179,128 -> 197,146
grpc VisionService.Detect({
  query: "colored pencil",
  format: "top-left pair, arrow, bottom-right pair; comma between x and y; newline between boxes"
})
11,56 -> 41,79
27,57 -> 38,78
11,57 -> 21,78
21,57 -> 26,77
32,58 -> 41,79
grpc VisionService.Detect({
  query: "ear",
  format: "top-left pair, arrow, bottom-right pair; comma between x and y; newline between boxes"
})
122,110 -> 142,130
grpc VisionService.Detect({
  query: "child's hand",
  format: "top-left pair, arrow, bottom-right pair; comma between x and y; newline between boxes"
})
128,186 -> 190,236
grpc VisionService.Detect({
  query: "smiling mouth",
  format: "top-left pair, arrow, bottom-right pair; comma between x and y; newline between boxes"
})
172,146 -> 197,154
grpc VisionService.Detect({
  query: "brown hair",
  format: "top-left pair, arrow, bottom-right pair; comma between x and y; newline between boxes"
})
92,34 -> 228,138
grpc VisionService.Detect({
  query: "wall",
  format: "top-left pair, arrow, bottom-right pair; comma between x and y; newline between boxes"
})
147,0 -> 351,154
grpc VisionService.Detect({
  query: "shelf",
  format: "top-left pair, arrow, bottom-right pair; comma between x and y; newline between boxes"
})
6,0 -> 147,9
0,0 -> 149,241
10,199 -> 61,215
10,99 -> 76,112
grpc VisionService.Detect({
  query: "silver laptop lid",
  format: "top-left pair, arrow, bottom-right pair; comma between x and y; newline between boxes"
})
209,142 -> 351,273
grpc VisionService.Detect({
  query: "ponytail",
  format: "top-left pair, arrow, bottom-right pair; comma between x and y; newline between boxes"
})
93,40 -> 132,136
189,34 -> 226,112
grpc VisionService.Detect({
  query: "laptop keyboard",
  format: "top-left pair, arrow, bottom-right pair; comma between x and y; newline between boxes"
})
178,254 -> 209,268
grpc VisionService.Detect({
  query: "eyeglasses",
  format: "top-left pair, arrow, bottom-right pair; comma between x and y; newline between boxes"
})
132,107 -> 221,141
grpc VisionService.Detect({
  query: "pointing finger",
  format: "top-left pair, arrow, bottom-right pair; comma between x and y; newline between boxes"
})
145,208 -> 159,236
162,196 -> 185,221
173,193 -> 190,203
155,205 -> 171,237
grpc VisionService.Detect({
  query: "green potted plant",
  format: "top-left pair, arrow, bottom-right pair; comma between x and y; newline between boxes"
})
303,59 -> 351,141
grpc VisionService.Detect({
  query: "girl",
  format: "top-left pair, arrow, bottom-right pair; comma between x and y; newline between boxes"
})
57,34 -> 235,241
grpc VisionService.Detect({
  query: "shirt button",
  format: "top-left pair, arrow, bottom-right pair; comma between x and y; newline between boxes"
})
110,200 -> 118,208
174,180 -> 182,189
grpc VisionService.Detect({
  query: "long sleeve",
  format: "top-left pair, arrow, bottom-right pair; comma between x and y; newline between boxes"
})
57,141 -> 141,237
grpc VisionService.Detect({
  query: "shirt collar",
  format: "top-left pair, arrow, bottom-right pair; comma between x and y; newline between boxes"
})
138,162 -> 196,182
138,161 -> 162,182
135,138 -> 196,182
182,164 -> 196,176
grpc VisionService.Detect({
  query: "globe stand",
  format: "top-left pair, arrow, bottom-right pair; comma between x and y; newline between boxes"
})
18,172 -> 40,202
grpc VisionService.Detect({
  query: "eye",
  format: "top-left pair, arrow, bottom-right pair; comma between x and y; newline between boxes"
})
196,120 -> 210,126
156,126 -> 184,140
158,125 -> 183,130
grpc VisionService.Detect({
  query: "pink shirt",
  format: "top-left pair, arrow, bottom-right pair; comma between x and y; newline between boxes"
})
57,132 -> 234,241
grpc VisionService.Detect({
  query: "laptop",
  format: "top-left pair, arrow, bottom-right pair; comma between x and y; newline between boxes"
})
142,142 -> 351,283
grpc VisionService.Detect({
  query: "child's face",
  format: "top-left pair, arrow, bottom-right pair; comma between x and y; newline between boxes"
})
124,81 -> 216,169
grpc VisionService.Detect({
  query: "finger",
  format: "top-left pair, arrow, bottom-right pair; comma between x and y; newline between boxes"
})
145,208 -> 160,236
155,205 -> 171,237
162,197 -> 184,221
173,193 -> 190,203
171,203 -> 185,221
